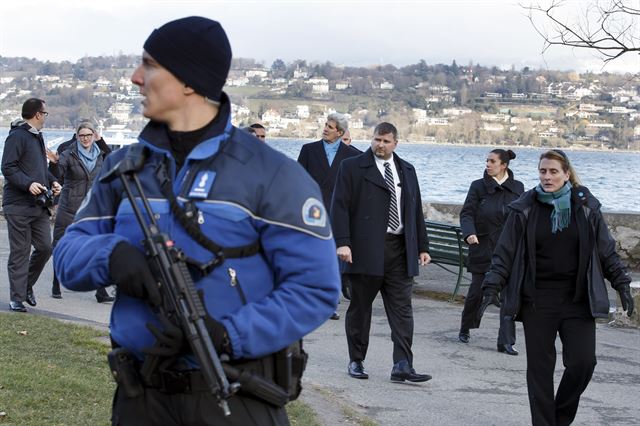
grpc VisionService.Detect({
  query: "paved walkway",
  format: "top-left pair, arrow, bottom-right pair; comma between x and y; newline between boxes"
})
0,221 -> 638,425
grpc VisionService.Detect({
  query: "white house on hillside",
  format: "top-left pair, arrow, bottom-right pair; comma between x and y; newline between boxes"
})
108,103 -> 133,123
245,69 -> 268,78
296,105 -> 310,118
261,109 -> 281,124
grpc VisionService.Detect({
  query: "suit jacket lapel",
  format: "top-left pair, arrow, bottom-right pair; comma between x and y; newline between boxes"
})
361,149 -> 388,190
331,142 -> 348,171
312,141 -> 330,172
395,154 -> 411,217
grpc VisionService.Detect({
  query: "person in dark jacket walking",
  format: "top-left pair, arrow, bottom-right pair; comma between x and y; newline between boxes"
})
1,98 -> 61,312
331,122 -> 432,383
50,122 -> 113,302
479,149 -> 634,426
458,149 -> 524,356
298,112 -> 360,318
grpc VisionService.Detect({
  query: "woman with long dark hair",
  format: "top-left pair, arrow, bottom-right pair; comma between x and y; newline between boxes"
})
458,149 -> 524,355
479,149 -> 634,425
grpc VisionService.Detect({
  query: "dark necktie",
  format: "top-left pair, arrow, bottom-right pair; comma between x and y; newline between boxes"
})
384,162 -> 400,231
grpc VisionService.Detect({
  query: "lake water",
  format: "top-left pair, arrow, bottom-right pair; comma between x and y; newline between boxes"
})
2,129 -> 638,212
271,139 -> 640,213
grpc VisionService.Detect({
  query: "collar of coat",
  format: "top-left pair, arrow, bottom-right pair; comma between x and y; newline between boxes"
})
358,148 -> 413,172
137,92 -> 233,158
10,119 -> 41,137
482,168 -> 520,194
508,185 -> 600,215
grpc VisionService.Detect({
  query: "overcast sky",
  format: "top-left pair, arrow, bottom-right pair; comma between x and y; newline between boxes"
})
1,0 -> 637,73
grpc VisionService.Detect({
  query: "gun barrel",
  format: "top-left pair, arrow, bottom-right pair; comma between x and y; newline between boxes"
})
110,150 -> 236,416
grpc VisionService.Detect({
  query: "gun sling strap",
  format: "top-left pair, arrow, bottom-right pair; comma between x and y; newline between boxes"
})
141,142 -> 262,275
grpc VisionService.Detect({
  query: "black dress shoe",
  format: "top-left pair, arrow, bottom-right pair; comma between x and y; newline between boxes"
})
9,301 -> 27,312
330,311 -> 340,320
96,291 -> 115,303
348,361 -> 369,379
497,344 -> 519,356
52,283 -> 62,299
458,331 -> 470,343
390,360 -> 432,383
25,288 -> 37,307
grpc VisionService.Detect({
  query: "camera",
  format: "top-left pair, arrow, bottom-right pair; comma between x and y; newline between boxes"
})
35,187 -> 54,208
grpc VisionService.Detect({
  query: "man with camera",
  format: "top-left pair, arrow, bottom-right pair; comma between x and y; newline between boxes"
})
1,98 -> 61,312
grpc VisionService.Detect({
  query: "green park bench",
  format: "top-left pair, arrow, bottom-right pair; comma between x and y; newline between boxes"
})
425,221 -> 470,302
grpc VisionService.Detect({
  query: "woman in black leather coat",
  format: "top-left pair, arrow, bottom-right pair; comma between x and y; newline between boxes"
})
479,149 -> 634,426
458,149 -> 524,355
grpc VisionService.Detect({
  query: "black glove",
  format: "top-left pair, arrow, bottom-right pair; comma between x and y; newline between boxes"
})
143,314 -> 185,358
341,275 -> 352,301
109,242 -> 161,307
477,290 -> 501,322
618,285 -> 635,317
142,313 -> 231,359
198,289 -> 232,355
204,315 -> 232,355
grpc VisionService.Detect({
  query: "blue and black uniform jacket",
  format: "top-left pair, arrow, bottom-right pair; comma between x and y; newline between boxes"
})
53,109 -> 340,362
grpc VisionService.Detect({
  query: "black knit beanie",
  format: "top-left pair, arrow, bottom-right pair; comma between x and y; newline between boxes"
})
143,16 -> 232,102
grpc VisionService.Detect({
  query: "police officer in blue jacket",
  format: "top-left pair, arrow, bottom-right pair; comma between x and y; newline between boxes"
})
53,17 -> 340,425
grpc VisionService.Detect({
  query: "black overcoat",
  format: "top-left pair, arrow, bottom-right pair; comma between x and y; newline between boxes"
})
297,140 -> 361,209
459,169 -> 524,273
330,148 -> 428,277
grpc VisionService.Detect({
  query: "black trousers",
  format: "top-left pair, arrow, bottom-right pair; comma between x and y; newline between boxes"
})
5,212 -> 52,302
346,234 -> 414,365
521,288 -> 596,426
51,213 -> 110,298
460,272 -> 516,345
112,385 -> 289,426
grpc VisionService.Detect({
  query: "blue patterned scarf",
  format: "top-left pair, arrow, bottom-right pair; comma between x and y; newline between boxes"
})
76,140 -> 101,172
535,181 -> 572,233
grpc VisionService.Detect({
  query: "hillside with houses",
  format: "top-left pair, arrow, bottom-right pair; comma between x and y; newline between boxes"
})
1,55 -> 638,149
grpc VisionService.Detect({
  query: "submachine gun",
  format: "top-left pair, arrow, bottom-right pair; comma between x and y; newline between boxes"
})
101,145 -> 288,416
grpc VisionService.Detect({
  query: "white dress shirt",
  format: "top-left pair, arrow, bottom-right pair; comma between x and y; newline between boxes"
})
374,155 -> 404,234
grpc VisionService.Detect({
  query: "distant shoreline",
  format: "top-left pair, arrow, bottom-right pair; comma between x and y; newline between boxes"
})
273,136 -> 640,154
2,128 -> 638,154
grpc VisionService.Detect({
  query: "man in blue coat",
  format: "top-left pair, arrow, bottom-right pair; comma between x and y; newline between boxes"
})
54,16 -> 339,425
331,122 -> 432,382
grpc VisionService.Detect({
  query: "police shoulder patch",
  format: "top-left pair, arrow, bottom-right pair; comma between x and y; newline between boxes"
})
301,197 -> 327,227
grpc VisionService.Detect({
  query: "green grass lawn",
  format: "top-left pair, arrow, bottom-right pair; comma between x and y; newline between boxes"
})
0,313 -> 319,425
0,314 -> 113,425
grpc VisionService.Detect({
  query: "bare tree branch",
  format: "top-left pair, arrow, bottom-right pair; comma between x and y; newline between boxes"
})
523,0 -> 640,63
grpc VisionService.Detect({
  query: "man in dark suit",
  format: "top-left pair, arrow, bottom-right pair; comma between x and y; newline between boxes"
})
298,113 -> 360,317
297,113 -> 360,209
331,122 -> 432,382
